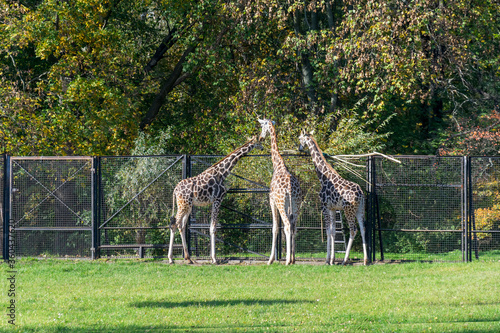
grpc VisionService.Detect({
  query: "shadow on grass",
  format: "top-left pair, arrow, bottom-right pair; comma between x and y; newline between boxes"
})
15,320 -> 500,333
131,298 -> 313,308
13,323 -> 311,333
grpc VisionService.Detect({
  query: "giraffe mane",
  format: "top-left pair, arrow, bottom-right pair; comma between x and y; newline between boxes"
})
308,135 -> 340,176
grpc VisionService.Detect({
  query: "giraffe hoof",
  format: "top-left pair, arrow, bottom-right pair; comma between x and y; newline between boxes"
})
168,260 -> 174,265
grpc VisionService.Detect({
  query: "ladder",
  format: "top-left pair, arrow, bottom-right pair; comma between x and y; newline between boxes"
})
333,210 -> 347,256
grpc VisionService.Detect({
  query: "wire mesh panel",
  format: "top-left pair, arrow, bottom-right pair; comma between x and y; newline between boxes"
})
98,155 -> 184,258
470,157 -> 500,260
187,154 -> 273,261
10,157 -> 93,257
288,154 -> 370,262
374,156 -> 464,261
187,153 -> 370,262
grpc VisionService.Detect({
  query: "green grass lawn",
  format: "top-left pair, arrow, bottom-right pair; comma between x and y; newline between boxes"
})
1,258 -> 499,332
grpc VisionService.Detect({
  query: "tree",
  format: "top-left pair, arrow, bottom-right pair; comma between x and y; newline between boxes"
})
1,0 -> 146,155
1,0 -> 498,156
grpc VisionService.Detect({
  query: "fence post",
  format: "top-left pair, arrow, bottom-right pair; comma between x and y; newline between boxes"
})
2,155 -> 10,261
466,156 -> 479,261
184,155 -> 192,257
367,156 -> 374,262
91,156 -> 101,260
369,156 -> 384,261
462,156 -> 468,262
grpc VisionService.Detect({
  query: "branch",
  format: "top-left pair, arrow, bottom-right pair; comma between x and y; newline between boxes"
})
332,152 -> 402,164
144,27 -> 180,73
9,53 -> 25,91
140,43 -> 197,129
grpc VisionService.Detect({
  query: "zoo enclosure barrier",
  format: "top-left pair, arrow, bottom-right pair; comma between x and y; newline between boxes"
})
1,154 -> 499,262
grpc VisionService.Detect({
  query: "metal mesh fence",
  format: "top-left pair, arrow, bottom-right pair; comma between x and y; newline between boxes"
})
10,157 -> 93,257
98,155 -> 184,258
373,156 -> 464,261
185,154 -> 369,262
3,154 -> 498,262
186,154 -> 268,260
470,157 -> 500,260
187,154 -> 274,260
285,154 -> 369,261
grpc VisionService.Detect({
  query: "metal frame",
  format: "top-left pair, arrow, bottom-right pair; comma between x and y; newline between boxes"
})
370,156 -> 468,262
3,156 -> 94,260
95,154 -> 185,259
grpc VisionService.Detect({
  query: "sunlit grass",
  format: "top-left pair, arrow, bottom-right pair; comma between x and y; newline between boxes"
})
1,259 -> 499,332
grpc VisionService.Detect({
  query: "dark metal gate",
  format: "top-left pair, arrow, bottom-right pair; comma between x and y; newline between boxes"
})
371,156 -> 466,262
96,155 -> 185,258
5,156 -> 94,258
469,157 -> 500,261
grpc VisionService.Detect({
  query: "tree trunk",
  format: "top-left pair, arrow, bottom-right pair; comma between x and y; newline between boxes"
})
140,44 -> 196,129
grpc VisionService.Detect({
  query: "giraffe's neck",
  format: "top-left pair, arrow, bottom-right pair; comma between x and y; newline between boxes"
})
208,141 -> 255,179
306,138 -> 342,182
269,126 -> 287,172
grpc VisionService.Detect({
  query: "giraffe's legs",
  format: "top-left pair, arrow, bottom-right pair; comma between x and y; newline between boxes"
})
178,211 -> 194,264
343,208 -> 358,265
169,198 -> 191,264
323,206 -> 334,265
356,204 -> 368,266
328,221 -> 336,265
359,225 -> 368,266
343,234 -> 355,265
289,200 -> 298,265
283,221 -> 292,265
179,230 -> 192,264
209,200 -> 221,265
290,219 -> 297,264
278,199 -> 295,265
168,221 -> 177,264
328,210 -> 337,265
268,200 -> 279,265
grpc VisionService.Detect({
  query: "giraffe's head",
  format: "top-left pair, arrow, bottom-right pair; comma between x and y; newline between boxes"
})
298,129 -> 313,152
258,118 -> 275,141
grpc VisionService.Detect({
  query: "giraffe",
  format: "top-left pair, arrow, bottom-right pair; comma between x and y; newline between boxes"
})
298,130 -> 368,265
258,119 -> 302,265
168,136 -> 262,264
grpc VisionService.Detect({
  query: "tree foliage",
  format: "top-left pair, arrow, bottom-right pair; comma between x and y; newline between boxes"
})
1,0 -> 498,156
